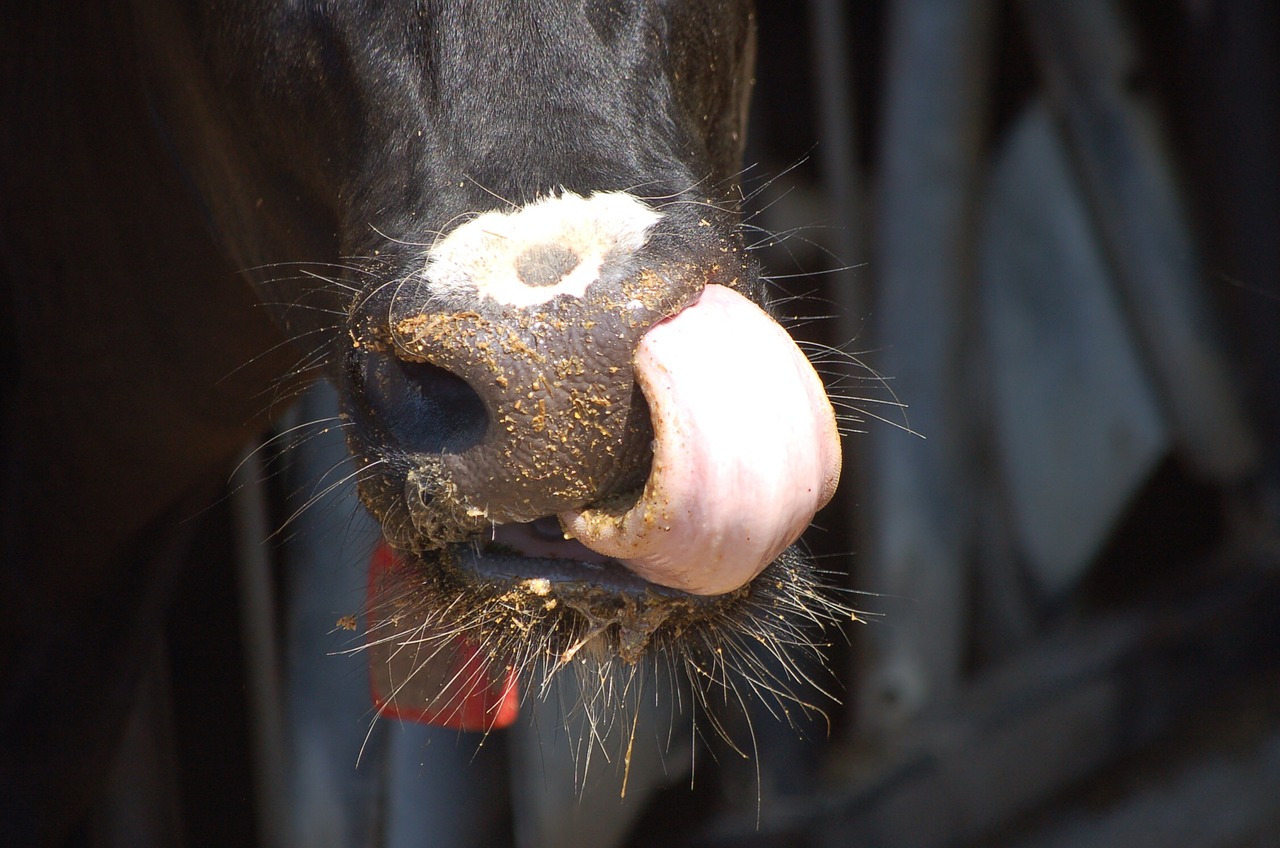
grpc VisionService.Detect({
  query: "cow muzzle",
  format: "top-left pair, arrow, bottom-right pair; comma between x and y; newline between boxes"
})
350,190 -> 840,597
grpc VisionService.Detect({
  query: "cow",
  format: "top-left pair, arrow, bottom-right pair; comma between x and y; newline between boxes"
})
1,1 -> 845,844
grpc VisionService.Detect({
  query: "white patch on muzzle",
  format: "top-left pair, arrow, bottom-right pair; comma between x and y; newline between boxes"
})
423,191 -> 662,308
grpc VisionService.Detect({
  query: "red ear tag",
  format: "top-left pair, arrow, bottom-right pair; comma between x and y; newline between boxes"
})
365,540 -> 520,731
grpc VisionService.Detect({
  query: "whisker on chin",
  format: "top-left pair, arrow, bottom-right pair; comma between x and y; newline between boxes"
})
347,539 -> 861,791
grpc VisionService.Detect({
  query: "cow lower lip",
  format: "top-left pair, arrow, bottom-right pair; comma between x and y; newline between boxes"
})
455,546 -> 697,601
457,518 -> 702,600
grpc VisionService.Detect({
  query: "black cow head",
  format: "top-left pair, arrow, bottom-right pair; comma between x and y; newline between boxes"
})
135,0 -> 846,727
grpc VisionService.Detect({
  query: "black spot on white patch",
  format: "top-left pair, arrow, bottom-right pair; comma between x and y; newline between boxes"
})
515,243 -> 581,287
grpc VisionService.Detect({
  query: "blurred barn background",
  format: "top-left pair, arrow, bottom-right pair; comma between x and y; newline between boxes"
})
89,0 -> 1280,846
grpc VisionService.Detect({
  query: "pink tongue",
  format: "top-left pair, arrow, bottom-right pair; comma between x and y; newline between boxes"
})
559,284 -> 842,596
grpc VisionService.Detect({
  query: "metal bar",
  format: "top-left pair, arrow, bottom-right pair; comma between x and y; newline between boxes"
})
859,0 -> 997,737
808,0 -> 866,319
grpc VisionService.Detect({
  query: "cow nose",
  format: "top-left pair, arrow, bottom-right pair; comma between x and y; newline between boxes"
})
381,191 -> 715,545
391,302 -> 658,533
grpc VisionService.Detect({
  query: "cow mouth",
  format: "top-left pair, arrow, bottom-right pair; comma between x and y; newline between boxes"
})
390,508 -> 734,649
364,513 -> 738,732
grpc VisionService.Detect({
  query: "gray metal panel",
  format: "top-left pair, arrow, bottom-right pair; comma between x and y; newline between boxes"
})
979,102 -> 1170,598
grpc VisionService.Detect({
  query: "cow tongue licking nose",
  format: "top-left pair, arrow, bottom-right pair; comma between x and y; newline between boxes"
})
562,284 -> 841,595
383,192 -> 839,597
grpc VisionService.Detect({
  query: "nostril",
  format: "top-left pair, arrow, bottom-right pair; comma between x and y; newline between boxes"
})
359,350 -> 488,454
